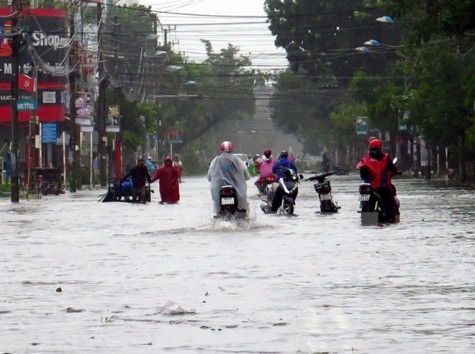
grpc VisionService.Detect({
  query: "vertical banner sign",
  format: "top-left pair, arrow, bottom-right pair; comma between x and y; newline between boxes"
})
106,105 -> 120,132
41,123 -> 57,143
356,116 -> 368,135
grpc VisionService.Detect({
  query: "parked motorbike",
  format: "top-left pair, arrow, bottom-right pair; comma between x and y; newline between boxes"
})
217,185 -> 247,220
305,171 -> 340,213
255,175 -> 276,196
358,158 -> 400,225
260,168 -> 301,215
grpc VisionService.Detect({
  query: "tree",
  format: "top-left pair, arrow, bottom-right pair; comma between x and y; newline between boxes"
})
263,0 -> 404,155
264,0 -> 398,86
385,0 -> 475,179
175,43 -> 256,150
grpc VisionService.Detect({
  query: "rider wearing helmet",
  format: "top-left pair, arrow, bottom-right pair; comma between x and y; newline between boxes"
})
272,150 -> 298,179
356,138 -> 399,222
254,148 -> 276,196
267,150 -> 299,213
207,141 -> 251,216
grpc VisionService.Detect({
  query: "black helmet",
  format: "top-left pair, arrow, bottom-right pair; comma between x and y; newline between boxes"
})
280,150 -> 288,158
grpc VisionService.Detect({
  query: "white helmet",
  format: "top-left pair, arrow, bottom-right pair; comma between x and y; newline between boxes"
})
220,141 -> 233,153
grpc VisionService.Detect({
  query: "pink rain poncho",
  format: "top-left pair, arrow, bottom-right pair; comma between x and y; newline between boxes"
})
207,152 -> 251,213
255,157 -> 275,183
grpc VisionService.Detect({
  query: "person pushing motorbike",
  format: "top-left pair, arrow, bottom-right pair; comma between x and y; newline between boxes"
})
207,141 -> 251,217
121,158 -> 151,203
356,138 -> 399,222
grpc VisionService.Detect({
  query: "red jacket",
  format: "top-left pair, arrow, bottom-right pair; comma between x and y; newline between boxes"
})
151,161 -> 180,203
356,153 -> 392,189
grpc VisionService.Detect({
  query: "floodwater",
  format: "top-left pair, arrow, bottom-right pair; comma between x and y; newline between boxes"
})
1,174 -> 474,354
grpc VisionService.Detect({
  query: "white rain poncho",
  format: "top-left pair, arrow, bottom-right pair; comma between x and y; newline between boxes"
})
207,153 -> 251,213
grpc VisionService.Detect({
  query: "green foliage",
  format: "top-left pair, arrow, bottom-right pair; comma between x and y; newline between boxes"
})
176,43 -> 256,145
385,0 -> 475,44
269,70 -> 344,155
0,182 -> 10,195
404,40 -> 475,147
264,0 -> 398,86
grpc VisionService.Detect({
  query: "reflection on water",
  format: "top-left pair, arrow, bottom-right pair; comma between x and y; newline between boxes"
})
0,176 -> 473,353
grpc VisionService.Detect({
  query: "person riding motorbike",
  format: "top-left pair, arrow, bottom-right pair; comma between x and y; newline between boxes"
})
356,138 -> 399,222
267,150 -> 299,213
207,141 -> 251,217
254,149 -> 276,196
272,150 -> 298,179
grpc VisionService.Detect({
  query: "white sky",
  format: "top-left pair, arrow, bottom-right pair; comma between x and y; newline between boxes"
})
138,0 -> 289,71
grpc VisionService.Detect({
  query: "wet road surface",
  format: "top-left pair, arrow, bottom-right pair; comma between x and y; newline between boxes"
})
1,174 -> 474,353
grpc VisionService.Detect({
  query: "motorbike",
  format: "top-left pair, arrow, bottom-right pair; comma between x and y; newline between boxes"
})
260,168 -> 301,215
358,158 -> 400,225
255,175 -> 276,196
305,171 -> 340,213
217,185 -> 247,220
101,177 -> 152,203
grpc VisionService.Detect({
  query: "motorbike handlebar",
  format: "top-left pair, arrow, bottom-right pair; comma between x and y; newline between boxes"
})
306,171 -> 335,182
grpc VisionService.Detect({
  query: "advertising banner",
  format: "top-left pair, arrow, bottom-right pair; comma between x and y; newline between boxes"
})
0,8 -> 67,123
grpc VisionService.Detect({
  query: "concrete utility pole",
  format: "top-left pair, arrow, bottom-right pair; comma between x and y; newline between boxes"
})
69,11 -> 81,192
97,2 -> 108,186
10,0 -> 21,202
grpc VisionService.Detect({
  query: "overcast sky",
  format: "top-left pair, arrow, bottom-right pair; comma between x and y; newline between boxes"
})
139,0 -> 288,71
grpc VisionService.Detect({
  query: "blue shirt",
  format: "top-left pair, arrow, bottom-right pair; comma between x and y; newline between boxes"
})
272,158 -> 297,179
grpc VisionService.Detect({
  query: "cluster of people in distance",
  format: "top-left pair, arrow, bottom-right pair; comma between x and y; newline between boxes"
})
120,137 -> 399,222
207,140 -> 299,217
121,155 -> 182,204
209,138 -> 400,220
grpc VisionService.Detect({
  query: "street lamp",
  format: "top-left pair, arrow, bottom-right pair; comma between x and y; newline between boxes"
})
376,16 -> 394,24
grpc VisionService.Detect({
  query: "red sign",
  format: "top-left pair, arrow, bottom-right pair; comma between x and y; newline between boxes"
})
0,8 -> 67,123
18,74 -> 34,92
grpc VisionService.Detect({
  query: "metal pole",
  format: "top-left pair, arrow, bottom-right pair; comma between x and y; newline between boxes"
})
156,118 -> 161,161
97,2 -> 108,186
10,0 -> 21,202
62,132 -> 66,187
89,132 -> 93,189
69,12 -> 80,192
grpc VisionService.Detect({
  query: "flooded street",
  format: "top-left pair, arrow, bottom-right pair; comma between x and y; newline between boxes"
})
1,174 -> 474,353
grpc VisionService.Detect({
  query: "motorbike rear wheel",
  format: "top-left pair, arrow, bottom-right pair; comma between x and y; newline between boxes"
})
282,202 -> 294,215
361,202 -> 372,213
